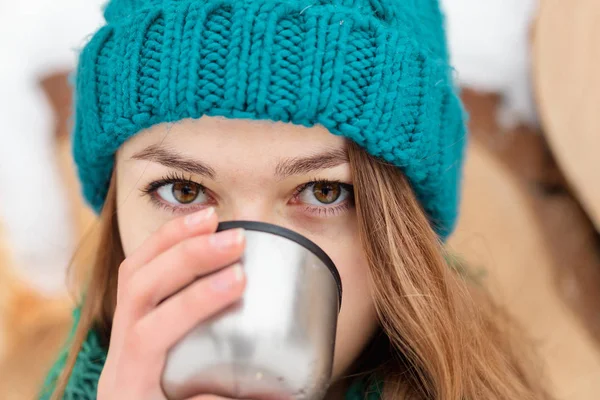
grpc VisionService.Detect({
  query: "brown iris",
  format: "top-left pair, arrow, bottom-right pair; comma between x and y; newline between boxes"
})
172,182 -> 200,204
312,182 -> 341,204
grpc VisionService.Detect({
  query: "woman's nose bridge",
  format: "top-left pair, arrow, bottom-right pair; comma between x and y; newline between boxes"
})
216,177 -> 291,225
221,196 -> 280,225
229,209 -> 280,225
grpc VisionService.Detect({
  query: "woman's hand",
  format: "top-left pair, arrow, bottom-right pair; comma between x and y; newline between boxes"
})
97,208 -> 246,400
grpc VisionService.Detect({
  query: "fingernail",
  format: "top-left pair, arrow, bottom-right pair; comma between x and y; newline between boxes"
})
209,228 -> 245,250
233,263 -> 244,282
211,263 -> 244,291
185,207 -> 215,226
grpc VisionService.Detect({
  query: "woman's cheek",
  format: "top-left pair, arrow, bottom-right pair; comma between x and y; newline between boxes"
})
319,231 -> 379,378
117,192 -> 165,257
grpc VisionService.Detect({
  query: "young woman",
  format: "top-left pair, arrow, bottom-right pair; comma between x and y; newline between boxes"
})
41,0 -> 550,398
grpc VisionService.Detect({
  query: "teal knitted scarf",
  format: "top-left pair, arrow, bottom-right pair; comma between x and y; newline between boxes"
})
40,308 -> 381,400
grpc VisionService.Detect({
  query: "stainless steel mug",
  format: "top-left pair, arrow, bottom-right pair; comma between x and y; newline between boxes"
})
161,221 -> 342,400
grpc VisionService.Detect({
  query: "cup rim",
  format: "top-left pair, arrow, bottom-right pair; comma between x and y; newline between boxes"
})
217,220 -> 342,308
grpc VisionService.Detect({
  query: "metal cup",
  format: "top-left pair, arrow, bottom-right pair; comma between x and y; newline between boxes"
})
161,221 -> 342,400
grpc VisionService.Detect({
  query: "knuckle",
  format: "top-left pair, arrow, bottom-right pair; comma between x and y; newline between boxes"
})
116,261 -> 134,302
118,258 -> 134,282
178,286 -> 202,316
179,236 -> 204,261
124,274 -> 146,305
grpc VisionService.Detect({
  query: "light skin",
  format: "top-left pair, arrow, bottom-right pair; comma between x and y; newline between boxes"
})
98,116 -> 379,400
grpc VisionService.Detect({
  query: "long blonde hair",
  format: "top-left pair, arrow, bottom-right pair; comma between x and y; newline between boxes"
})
51,142 -> 550,399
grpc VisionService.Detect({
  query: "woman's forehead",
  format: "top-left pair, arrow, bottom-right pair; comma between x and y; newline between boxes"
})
118,116 -> 347,167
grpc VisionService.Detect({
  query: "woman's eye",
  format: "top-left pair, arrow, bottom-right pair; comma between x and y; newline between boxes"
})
298,182 -> 351,206
156,182 -> 208,205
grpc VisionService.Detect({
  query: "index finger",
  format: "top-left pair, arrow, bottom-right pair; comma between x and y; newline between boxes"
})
119,207 -> 218,282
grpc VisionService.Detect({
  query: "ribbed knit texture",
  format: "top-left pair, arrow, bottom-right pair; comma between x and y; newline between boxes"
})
73,0 -> 466,238
39,308 -> 106,400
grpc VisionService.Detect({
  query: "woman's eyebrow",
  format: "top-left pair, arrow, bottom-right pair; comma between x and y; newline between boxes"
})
275,148 -> 349,179
131,144 -> 216,179
131,144 -> 348,179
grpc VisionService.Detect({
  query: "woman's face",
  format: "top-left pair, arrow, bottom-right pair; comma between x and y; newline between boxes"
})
115,116 -> 378,380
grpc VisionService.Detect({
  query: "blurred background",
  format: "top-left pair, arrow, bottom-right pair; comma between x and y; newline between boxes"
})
0,0 -> 599,399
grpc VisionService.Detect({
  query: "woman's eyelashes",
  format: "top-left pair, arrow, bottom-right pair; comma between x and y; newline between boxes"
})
139,172 -> 211,213
290,180 -> 355,217
140,173 -> 355,217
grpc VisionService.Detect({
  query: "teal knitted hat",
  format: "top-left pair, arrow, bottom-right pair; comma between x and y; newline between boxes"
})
73,0 -> 467,237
